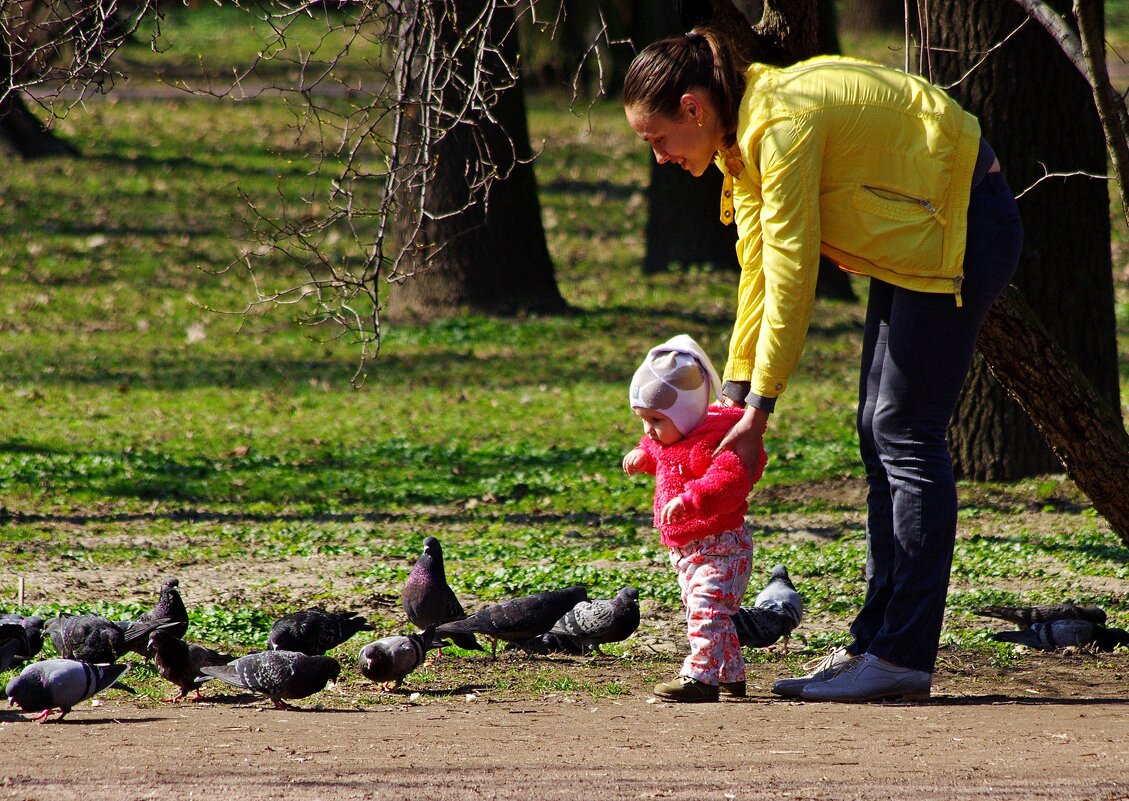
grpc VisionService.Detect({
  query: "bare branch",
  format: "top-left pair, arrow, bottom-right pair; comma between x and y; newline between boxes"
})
1012,0 -> 1129,229
1014,161 -> 1109,199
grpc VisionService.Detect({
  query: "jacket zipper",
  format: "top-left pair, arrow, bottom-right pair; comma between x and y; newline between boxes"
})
861,185 -> 962,307
862,185 -> 947,226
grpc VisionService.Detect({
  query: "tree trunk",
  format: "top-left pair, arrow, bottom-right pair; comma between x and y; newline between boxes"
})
0,52 -> 77,159
927,0 -> 1120,480
978,287 -> 1129,545
387,2 -> 567,320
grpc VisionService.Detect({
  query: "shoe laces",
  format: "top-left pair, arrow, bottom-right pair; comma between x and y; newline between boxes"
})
802,646 -> 848,672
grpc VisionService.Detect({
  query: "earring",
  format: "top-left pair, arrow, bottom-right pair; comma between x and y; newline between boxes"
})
696,116 -> 704,128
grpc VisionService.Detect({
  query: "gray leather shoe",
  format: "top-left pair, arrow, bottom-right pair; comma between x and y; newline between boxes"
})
800,653 -> 931,702
772,646 -> 856,698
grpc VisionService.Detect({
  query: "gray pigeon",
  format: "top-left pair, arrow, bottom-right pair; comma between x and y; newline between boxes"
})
435,585 -> 589,658
132,578 -> 190,644
976,603 -> 1107,626
267,608 -> 374,656
401,537 -> 482,652
197,650 -> 341,709
511,586 -> 640,656
147,629 -> 236,703
358,626 -> 441,691
6,659 -> 132,722
991,618 -> 1129,652
731,564 -> 803,652
45,614 -> 177,663
0,614 -> 45,668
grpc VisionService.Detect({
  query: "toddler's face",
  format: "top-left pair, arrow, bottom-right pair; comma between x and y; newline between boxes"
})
634,408 -> 682,445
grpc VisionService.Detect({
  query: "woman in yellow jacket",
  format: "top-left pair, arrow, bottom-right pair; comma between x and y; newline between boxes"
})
624,28 -> 1023,702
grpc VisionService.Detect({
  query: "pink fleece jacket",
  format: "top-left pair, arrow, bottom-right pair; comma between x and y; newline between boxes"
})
632,405 -> 766,548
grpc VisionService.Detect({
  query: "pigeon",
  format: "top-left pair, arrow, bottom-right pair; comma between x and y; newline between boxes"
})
267,608 -> 374,656
6,659 -> 132,722
0,637 -> 21,672
990,618 -> 1129,652
0,614 -> 45,667
1,622 -> 32,671
511,586 -> 640,656
401,536 -> 482,652
45,614 -> 178,664
435,585 -> 589,658
731,564 -> 804,652
132,578 -> 190,644
147,629 -> 236,703
358,626 -> 441,691
975,603 -> 1107,626
196,650 -> 341,710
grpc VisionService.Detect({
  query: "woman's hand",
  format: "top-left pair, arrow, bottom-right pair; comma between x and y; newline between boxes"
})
714,405 -> 770,473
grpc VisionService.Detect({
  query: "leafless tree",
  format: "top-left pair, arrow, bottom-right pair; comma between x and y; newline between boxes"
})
183,0 -> 587,380
1,0 -> 157,156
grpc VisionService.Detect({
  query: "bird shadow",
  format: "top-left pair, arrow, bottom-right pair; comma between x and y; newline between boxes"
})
918,694 -> 1129,707
195,691 -> 365,712
405,683 -> 491,698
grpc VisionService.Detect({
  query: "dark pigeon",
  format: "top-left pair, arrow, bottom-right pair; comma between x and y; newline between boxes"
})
147,629 -> 236,703
0,614 -> 45,667
45,614 -> 177,664
132,578 -> 190,644
435,585 -> 589,658
358,627 -> 441,691
197,650 -> 341,709
976,603 -> 1107,627
511,586 -> 640,656
991,619 -> 1129,652
0,637 -> 21,672
401,536 -> 482,652
731,564 -> 804,652
6,659 -> 132,722
267,608 -> 374,656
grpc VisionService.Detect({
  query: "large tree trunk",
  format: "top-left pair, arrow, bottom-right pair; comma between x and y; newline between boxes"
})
978,286 -> 1129,545
927,0 -> 1120,480
642,0 -> 738,275
0,52 -> 77,159
387,2 -> 566,320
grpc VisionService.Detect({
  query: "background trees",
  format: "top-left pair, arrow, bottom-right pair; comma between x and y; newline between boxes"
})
12,0 -> 1124,536
0,0 -> 156,156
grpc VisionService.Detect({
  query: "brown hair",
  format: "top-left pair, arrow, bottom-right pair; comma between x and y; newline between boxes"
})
622,28 -> 746,148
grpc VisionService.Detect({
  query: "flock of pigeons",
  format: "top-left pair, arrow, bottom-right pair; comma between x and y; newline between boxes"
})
2,535 -> 1125,721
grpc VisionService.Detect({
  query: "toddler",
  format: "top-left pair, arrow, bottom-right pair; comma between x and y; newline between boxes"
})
623,334 -> 766,702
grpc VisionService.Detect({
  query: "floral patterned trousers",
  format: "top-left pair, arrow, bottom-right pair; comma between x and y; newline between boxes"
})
669,527 -> 752,685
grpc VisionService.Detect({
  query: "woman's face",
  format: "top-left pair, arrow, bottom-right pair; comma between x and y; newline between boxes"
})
625,94 -> 718,178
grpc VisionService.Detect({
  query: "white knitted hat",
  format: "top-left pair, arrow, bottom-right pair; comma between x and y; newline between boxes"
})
629,334 -> 722,436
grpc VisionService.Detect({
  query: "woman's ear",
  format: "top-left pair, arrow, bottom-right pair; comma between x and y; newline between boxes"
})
680,92 -> 706,126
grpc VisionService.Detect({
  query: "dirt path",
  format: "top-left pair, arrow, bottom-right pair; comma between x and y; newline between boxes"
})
3,689 -> 1127,801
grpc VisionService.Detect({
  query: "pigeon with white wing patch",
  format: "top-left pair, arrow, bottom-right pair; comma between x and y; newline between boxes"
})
731,564 -> 803,652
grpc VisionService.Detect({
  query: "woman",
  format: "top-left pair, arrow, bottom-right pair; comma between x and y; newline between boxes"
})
623,29 -> 1023,702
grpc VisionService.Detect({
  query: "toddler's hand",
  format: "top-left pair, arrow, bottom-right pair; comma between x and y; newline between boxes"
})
622,448 -> 646,475
660,495 -> 686,525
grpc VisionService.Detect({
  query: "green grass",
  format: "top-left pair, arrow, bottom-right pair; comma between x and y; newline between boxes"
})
1,6 -> 1127,700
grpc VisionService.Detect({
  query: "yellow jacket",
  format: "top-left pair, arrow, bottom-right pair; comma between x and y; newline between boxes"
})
718,56 -> 982,403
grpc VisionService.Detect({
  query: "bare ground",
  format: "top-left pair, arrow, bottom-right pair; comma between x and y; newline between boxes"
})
4,479 -> 1129,800
2,649 -> 1128,801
